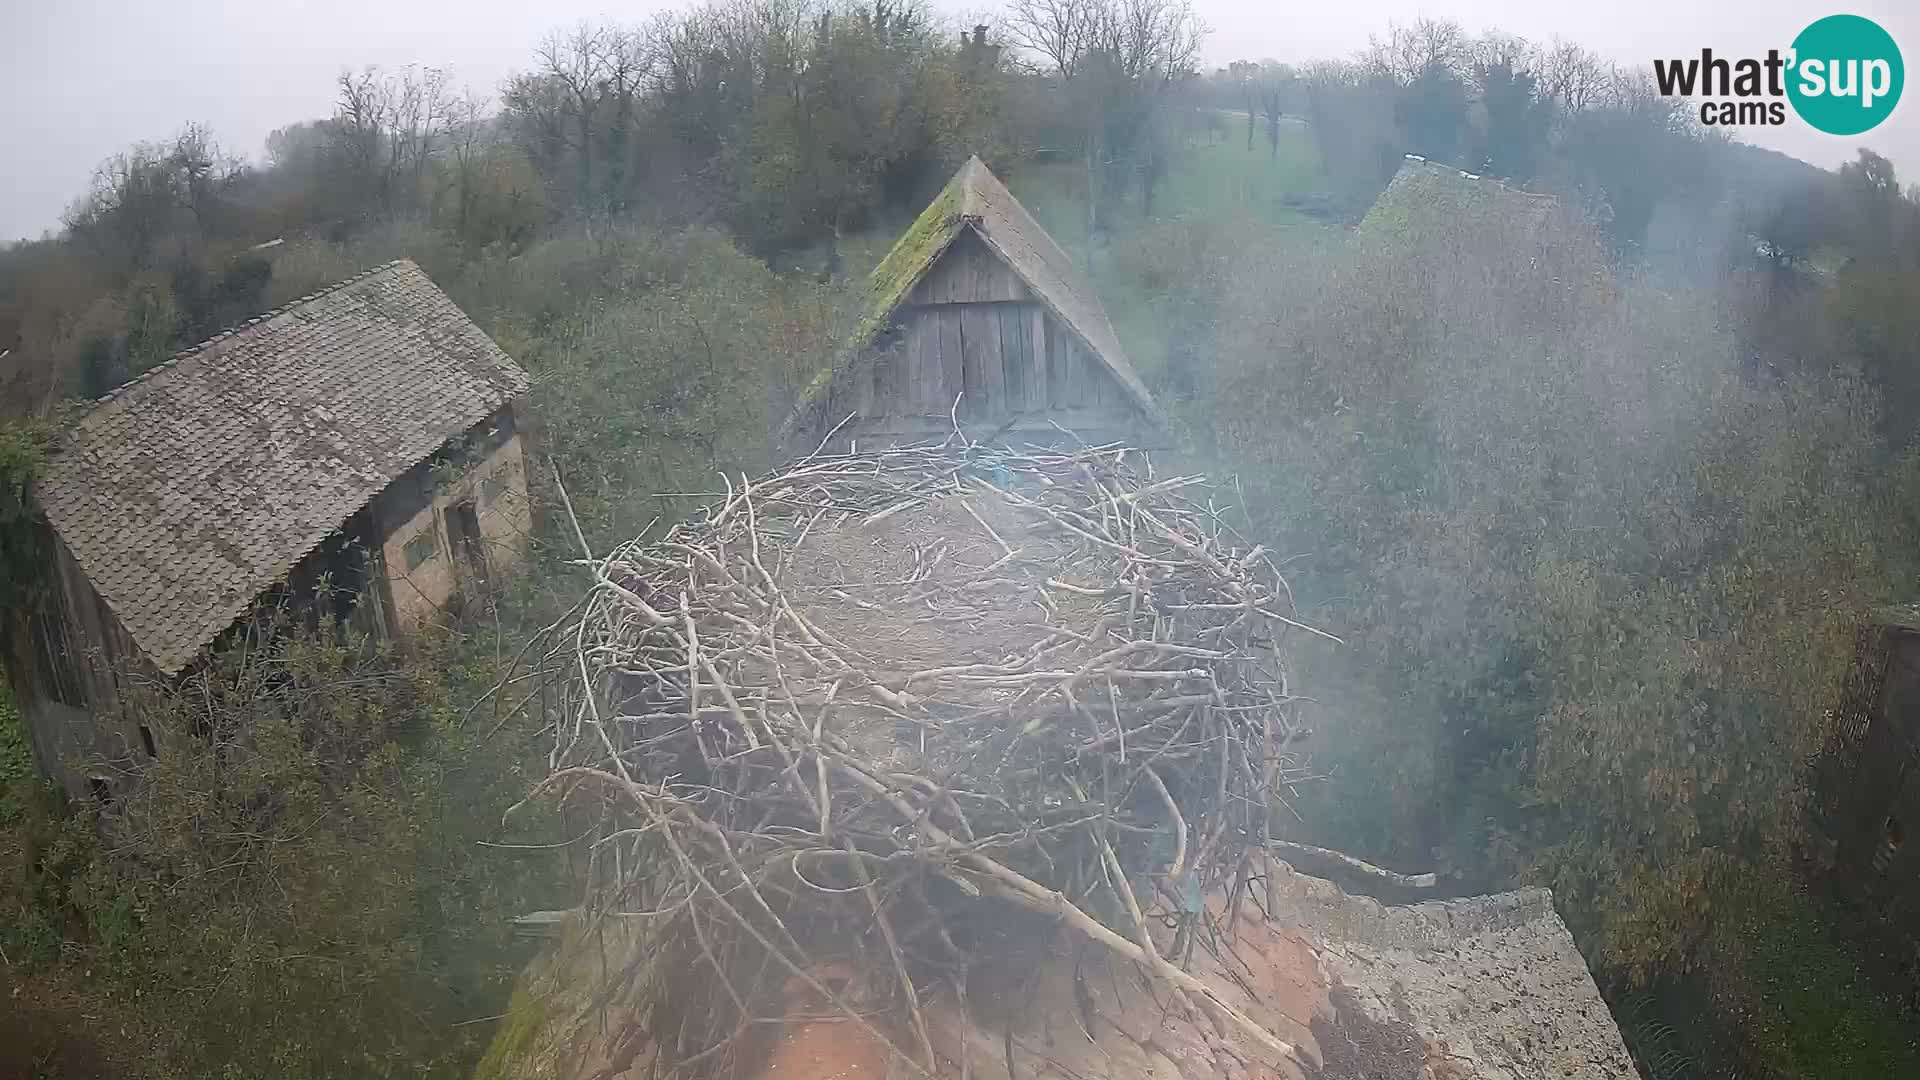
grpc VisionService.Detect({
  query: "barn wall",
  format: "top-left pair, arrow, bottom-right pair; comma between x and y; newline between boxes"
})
374,407 -> 532,631
854,226 -> 1139,441
10,528 -> 152,795
907,229 -> 1031,305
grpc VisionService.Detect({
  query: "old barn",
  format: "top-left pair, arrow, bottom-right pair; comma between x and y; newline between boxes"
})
7,260 -> 533,792
793,156 -> 1163,449
1806,607 -> 1920,1006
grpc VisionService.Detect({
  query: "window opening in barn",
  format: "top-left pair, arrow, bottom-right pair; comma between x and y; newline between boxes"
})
87,775 -> 111,807
403,530 -> 436,571
448,500 -> 489,590
138,724 -> 157,759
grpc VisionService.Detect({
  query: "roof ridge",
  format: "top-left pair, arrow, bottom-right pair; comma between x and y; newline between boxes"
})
84,258 -> 416,405
1398,154 -> 1555,201
955,155 -> 993,220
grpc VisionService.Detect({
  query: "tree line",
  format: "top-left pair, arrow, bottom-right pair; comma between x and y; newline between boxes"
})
0,0 -> 1214,415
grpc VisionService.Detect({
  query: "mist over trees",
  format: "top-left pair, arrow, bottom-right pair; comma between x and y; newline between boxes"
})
5,2 -> 1920,1077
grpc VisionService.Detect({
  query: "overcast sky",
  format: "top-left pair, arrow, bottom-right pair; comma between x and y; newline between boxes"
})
3,1 -> 1916,243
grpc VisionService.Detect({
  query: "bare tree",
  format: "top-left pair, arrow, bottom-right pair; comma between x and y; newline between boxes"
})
330,65 -> 453,210
1004,0 -> 1206,244
1226,60 -> 1259,150
537,24 -> 617,209
333,67 -> 393,200
1250,60 -> 1293,159
389,66 -> 453,199
522,23 -> 652,215
65,126 -> 240,265
601,30 -> 652,213
1361,17 -> 1468,87
445,90 -> 491,236
1003,0 -> 1107,80
1470,30 -> 1536,75
1538,40 -> 1609,114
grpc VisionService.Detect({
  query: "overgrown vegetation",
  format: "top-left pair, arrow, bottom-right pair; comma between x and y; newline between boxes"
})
1133,33 -> 1920,1079
1700,890 -> 1920,1077
0,683 -> 31,828
2,610 -> 571,1078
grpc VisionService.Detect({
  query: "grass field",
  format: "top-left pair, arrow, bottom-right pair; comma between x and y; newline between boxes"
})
1005,122 -> 1327,260
1006,128 -> 1330,384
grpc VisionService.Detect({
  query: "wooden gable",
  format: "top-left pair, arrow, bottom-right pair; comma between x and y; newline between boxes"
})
856,227 -> 1138,438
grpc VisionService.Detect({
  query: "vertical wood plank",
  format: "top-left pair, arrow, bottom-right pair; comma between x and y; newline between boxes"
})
958,306 -> 996,418
929,248 -> 951,302
980,305 -> 1006,416
1056,326 -> 1081,408
1021,307 -> 1052,411
938,307 -> 965,417
1077,338 -> 1098,408
902,316 -> 923,415
1045,312 -> 1065,408
1080,339 -> 1103,408
858,343 -> 878,418
895,317 -> 911,416
910,233 -> 1028,305
910,319 -> 935,414
1000,306 -> 1028,413
910,313 -> 933,413
1080,341 -> 1102,408
954,306 -> 979,418
881,326 -> 902,416
936,251 -> 955,303
926,308 -> 951,415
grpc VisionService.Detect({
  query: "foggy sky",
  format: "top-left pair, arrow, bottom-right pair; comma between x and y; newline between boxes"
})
3,1 -> 1917,244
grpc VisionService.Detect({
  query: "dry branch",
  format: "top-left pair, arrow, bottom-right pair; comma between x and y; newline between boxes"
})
532,440 -> 1325,1077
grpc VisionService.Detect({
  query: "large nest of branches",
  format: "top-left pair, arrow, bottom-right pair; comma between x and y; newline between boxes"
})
532,441 -> 1331,1079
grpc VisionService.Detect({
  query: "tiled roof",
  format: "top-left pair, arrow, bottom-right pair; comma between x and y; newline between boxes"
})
814,156 -> 1163,427
1359,154 -> 1559,239
35,259 -> 530,675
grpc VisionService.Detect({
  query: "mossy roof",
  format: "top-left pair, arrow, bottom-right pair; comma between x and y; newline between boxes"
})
804,156 -> 1160,428
1358,156 -> 1558,243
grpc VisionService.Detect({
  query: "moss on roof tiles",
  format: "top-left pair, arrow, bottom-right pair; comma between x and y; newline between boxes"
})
854,172 -> 970,349
1358,157 -> 1557,245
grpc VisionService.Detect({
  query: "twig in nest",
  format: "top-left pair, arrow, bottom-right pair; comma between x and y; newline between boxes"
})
530,440 -> 1329,1076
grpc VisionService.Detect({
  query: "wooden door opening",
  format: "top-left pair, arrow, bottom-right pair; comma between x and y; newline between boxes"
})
448,500 -> 489,594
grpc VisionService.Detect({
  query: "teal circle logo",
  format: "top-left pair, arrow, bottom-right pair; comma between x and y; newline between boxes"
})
1788,15 -> 1903,135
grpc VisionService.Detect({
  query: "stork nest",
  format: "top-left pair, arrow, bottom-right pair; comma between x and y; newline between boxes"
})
530,440 -> 1332,1078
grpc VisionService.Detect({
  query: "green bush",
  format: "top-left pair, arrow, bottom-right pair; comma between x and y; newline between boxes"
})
1182,175 -> 1920,980
8,614 -> 570,1080
1701,886 -> 1920,1078
0,684 -> 28,826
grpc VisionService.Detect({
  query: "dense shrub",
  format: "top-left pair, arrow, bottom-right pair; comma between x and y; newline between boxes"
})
1182,174 -> 1920,975
2,615 -> 569,1079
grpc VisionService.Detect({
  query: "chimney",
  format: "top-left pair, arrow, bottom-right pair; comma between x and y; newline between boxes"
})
973,25 -> 987,47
